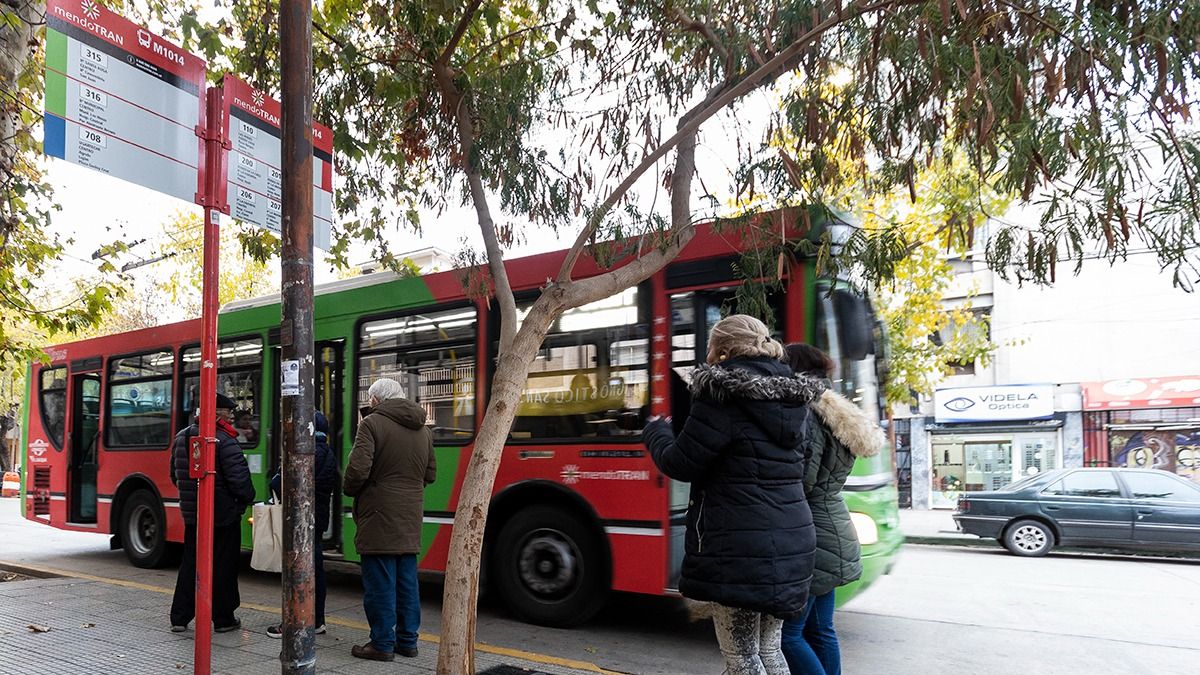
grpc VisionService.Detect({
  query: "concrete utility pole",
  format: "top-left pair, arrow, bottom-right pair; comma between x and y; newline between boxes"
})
278,1 -> 317,673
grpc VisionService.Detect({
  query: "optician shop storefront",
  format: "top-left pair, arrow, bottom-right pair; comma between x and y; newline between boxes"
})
1082,375 -> 1200,485
923,384 -> 1072,509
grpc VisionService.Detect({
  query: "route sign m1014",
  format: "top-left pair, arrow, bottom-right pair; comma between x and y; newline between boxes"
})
43,0 -> 206,204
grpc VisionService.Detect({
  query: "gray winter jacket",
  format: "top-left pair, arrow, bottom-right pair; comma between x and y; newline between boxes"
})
805,390 -> 885,596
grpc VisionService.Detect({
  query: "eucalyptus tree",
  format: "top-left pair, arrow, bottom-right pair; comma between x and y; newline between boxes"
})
168,1 -> 1199,673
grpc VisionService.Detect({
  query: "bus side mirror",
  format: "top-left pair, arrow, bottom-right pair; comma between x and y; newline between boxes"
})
832,289 -> 873,361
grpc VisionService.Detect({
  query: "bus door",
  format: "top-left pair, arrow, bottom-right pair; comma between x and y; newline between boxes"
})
316,340 -> 344,550
68,371 -> 101,524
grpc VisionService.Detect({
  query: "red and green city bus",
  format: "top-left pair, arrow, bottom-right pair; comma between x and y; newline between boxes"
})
19,209 -> 902,625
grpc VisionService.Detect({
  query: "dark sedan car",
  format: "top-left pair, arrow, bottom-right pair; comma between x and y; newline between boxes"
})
953,468 -> 1200,557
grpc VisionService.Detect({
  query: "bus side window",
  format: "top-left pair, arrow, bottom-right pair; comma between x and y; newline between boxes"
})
510,288 -> 649,442
180,338 -> 264,447
106,351 -> 174,448
39,367 -> 68,449
357,306 -> 477,444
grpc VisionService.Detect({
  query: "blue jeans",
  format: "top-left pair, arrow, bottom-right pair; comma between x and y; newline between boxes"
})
781,590 -> 840,675
361,554 -> 420,651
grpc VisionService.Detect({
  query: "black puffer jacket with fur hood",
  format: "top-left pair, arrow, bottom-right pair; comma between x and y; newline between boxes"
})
644,356 -> 824,619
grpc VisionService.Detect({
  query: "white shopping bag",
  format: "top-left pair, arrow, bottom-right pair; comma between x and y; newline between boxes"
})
250,502 -> 283,573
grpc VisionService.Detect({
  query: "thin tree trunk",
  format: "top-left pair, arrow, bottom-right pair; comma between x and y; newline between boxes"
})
435,297 -> 559,675
436,133 -> 698,675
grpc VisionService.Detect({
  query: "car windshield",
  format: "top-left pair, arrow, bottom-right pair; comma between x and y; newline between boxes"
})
997,474 -> 1045,492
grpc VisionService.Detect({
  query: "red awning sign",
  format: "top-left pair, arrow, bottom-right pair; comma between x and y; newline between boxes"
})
1082,376 -> 1200,410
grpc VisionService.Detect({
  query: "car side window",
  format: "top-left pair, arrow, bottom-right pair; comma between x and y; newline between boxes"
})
1122,472 -> 1200,503
1044,472 -> 1122,498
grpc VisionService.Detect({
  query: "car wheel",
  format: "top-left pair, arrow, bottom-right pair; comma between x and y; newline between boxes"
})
491,506 -> 608,627
1004,519 -> 1053,557
121,490 -> 171,568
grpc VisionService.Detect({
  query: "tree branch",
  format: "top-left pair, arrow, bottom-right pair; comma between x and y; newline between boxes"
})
438,0 -> 484,68
670,6 -> 731,70
432,59 -> 520,354
555,0 -> 908,285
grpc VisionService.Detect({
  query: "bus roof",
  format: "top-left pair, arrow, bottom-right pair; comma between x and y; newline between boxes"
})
220,207 -> 840,315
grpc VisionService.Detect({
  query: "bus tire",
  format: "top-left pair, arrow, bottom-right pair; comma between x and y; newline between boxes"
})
491,506 -> 608,627
121,490 -> 170,568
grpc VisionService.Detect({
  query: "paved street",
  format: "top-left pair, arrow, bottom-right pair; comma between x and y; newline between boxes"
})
2,497 -> 1197,674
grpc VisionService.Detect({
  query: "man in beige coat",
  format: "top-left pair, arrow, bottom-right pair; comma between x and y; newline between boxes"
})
344,378 -> 436,662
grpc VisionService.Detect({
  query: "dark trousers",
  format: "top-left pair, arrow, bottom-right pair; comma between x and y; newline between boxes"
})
360,554 -> 420,651
314,538 -> 327,626
170,523 -> 243,627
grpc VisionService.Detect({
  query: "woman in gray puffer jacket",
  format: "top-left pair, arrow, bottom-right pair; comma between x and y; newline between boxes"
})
780,344 -> 885,675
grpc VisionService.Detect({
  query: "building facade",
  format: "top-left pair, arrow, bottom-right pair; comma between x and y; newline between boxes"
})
900,247 -> 1200,509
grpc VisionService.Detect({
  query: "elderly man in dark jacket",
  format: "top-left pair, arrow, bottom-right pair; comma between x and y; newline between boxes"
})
169,392 -> 256,633
345,378 -> 436,662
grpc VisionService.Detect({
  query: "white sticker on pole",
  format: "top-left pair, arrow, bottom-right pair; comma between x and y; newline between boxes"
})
281,359 -> 301,396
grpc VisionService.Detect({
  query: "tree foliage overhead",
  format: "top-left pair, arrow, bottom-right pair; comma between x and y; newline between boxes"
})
734,0 -> 1200,290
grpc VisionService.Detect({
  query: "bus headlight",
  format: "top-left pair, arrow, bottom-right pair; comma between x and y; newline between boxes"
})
850,512 -> 879,546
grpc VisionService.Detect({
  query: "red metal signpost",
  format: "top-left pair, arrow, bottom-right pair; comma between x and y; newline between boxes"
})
43,3 -> 327,671
189,84 -> 230,675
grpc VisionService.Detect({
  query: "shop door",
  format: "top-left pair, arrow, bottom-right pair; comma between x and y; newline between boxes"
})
68,374 -> 101,523
1015,433 -> 1059,480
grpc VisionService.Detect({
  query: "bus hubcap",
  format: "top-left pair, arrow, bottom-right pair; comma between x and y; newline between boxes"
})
517,529 -> 578,597
128,504 -> 157,556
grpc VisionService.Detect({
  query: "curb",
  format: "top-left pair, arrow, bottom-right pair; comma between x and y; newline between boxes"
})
903,535 -> 1200,561
0,560 -> 66,579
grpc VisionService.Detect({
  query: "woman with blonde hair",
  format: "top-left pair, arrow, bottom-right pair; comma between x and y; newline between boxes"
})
645,314 -> 824,675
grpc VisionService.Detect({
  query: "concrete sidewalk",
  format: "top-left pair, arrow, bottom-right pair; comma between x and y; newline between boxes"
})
0,571 -> 614,675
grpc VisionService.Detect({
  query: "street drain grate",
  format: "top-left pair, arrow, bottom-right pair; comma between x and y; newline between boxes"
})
477,667 -> 555,675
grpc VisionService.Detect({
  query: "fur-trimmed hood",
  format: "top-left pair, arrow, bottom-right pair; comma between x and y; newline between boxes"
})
690,360 -> 825,404
689,357 -> 824,449
813,390 -> 884,458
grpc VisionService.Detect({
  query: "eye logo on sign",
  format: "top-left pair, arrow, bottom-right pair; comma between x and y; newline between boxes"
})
943,397 -> 976,412
81,0 -> 101,20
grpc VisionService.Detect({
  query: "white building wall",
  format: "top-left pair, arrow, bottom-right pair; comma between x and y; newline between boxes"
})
935,250 -> 1200,390
987,251 -> 1200,385
902,246 -> 1200,509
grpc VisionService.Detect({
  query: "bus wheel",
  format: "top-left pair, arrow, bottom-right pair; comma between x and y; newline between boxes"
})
492,506 -> 608,627
121,490 -> 170,568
